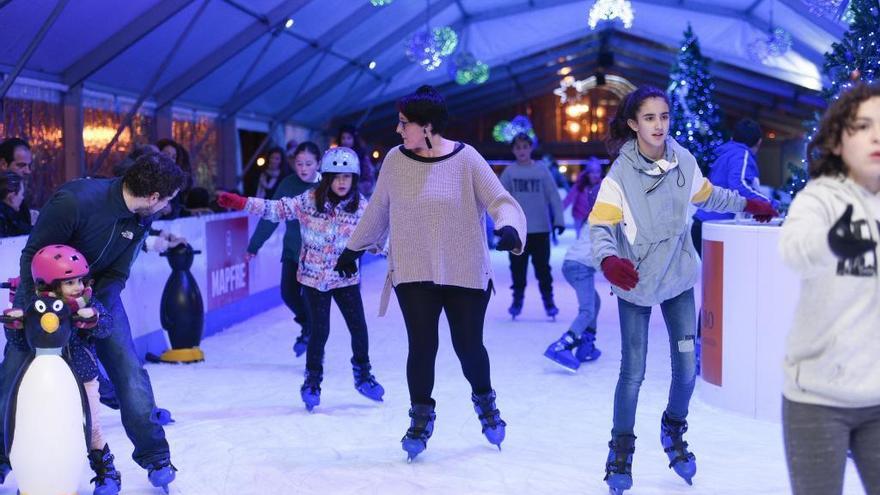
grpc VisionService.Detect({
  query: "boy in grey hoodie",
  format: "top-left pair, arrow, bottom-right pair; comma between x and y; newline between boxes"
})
500,133 -> 565,319
778,83 -> 880,495
590,86 -> 777,493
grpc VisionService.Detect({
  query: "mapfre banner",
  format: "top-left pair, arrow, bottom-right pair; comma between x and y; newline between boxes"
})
206,217 -> 249,311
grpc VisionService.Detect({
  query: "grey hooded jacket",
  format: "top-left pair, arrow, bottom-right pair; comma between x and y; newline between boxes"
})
589,138 -> 746,306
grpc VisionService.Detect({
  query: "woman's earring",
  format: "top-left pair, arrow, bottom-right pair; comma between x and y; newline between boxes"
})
424,129 -> 433,150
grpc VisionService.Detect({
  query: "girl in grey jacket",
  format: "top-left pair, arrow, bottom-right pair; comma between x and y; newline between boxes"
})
589,86 -> 777,494
778,82 -> 880,495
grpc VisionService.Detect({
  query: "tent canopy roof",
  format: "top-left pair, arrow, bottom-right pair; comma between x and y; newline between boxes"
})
0,0 -> 844,128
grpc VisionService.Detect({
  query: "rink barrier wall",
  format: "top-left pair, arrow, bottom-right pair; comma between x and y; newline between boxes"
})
697,219 -> 799,422
0,212 -> 380,360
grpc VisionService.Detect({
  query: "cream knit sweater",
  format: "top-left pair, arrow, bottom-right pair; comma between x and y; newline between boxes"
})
347,143 -> 527,315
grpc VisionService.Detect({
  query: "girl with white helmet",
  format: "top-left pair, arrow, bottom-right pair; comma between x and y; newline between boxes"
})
217,147 -> 385,412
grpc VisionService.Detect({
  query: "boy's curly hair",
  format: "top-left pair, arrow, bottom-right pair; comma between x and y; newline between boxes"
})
808,82 -> 880,179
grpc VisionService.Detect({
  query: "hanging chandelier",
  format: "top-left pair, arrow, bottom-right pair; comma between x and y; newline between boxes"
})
747,0 -> 793,63
588,0 -> 635,30
405,0 -> 458,71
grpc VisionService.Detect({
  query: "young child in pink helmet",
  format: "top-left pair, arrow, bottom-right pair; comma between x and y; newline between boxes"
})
2,244 -> 121,495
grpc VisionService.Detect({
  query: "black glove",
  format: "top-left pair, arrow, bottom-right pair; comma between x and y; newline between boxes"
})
828,204 -> 877,259
494,226 -> 522,252
554,225 -> 565,236
334,248 -> 365,277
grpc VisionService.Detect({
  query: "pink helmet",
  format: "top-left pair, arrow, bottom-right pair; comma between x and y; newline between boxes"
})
31,245 -> 90,286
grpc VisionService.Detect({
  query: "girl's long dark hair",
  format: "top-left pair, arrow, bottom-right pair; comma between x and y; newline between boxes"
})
606,85 -> 669,155
314,173 -> 360,214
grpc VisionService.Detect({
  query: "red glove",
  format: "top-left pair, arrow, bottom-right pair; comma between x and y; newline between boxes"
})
600,256 -> 639,291
744,198 -> 778,223
217,191 -> 248,211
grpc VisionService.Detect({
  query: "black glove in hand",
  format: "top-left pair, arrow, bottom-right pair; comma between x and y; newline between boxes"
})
828,204 -> 877,259
334,248 -> 365,277
554,225 -> 565,236
494,226 -> 522,252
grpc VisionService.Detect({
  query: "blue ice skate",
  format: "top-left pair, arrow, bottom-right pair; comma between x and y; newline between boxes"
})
605,434 -> 636,495
301,369 -> 322,412
661,412 -> 697,485
151,407 -> 175,425
292,334 -> 308,357
543,330 -> 580,372
147,459 -> 177,494
472,390 -> 506,449
508,295 -> 523,320
575,330 -> 602,363
401,404 -> 435,462
352,361 -> 384,402
89,444 -> 121,495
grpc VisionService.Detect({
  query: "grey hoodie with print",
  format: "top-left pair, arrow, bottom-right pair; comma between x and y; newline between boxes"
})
589,138 -> 746,306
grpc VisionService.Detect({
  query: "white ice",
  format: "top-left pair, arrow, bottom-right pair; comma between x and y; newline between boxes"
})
2,232 -> 866,495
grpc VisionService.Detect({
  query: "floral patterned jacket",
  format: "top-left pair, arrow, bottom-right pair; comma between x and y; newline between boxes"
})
245,190 -> 368,292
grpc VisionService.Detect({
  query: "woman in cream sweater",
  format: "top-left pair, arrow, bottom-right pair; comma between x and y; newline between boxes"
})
335,85 -> 526,462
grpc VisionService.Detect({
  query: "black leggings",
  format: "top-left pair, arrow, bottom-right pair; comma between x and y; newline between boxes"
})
302,284 -> 369,373
281,260 -> 311,338
394,281 -> 493,406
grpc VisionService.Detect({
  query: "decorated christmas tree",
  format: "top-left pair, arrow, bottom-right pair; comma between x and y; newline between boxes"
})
821,0 -> 879,98
786,0 -> 880,202
667,24 -> 725,173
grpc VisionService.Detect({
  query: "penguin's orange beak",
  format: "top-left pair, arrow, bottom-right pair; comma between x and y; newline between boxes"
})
40,313 -> 59,333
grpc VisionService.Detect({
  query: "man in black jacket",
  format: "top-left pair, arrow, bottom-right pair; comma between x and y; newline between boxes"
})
0,153 -> 187,490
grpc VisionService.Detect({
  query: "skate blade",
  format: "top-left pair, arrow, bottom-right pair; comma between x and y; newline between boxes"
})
547,358 -> 579,373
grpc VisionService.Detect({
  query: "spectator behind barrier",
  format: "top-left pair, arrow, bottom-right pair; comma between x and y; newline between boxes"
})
0,171 -> 31,237
0,137 -> 36,228
156,139 -> 193,219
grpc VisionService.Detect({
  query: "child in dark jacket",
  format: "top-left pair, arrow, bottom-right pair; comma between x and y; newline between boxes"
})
247,142 -> 322,357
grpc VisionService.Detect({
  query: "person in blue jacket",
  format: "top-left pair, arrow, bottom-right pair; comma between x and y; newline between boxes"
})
693,119 -> 773,253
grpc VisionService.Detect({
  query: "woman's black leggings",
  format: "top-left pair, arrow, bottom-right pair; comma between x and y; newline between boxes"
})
394,281 -> 493,406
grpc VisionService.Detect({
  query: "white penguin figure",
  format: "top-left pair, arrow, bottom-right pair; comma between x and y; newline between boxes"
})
6,295 -> 89,495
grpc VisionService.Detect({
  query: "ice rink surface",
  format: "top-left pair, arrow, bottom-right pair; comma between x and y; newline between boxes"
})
2,232 -> 865,495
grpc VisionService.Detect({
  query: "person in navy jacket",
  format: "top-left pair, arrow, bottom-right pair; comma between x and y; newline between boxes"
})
0,153 -> 187,490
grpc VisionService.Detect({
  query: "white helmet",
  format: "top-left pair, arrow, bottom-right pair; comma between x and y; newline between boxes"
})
320,147 -> 360,175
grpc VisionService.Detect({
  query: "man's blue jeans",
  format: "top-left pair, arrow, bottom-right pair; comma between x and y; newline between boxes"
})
612,288 -> 697,436
1,295 -> 169,468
